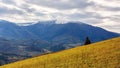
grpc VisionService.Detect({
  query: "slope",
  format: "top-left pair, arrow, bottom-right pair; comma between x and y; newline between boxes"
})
0,37 -> 120,68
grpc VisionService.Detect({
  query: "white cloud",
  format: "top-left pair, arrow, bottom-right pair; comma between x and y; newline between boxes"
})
0,0 -> 120,33
88,0 -> 120,8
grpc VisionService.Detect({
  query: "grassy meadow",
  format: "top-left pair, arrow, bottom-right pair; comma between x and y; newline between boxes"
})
0,37 -> 120,68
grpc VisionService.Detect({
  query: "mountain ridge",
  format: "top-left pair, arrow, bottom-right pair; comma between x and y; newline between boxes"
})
0,20 -> 119,44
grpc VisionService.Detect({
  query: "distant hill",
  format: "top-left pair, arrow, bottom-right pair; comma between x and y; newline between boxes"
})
0,38 -> 50,56
0,53 -> 30,66
0,20 -> 119,45
0,37 -> 52,65
0,37 -> 120,68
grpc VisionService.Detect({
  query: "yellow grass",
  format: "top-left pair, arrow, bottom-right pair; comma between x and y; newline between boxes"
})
0,37 -> 120,68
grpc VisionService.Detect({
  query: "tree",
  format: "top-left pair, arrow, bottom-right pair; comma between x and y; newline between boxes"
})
84,37 -> 91,45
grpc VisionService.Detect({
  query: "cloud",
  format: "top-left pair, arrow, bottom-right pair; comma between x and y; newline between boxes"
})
0,0 -> 120,33
25,0 -> 92,10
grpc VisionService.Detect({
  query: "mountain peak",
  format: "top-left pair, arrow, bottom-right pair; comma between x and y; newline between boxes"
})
37,20 -> 56,25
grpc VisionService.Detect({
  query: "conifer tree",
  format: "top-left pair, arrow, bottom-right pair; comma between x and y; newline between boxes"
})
84,37 -> 91,45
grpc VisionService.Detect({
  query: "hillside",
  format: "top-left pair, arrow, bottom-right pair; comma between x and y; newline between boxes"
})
0,37 -> 120,68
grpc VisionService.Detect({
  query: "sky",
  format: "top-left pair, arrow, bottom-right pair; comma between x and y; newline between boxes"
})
0,0 -> 120,33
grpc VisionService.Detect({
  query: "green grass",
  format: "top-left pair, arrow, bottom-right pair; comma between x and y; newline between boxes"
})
0,37 -> 120,68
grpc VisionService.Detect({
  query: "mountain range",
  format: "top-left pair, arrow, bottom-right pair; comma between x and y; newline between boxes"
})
0,20 -> 119,44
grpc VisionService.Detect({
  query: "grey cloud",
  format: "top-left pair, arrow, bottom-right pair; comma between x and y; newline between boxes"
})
0,7 -> 24,15
88,0 -> 120,14
104,7 -> 120,11
1,0 -> 15,4
95,5 -> 120,11
25,0 -> 93,10
18,4 -> 36,13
